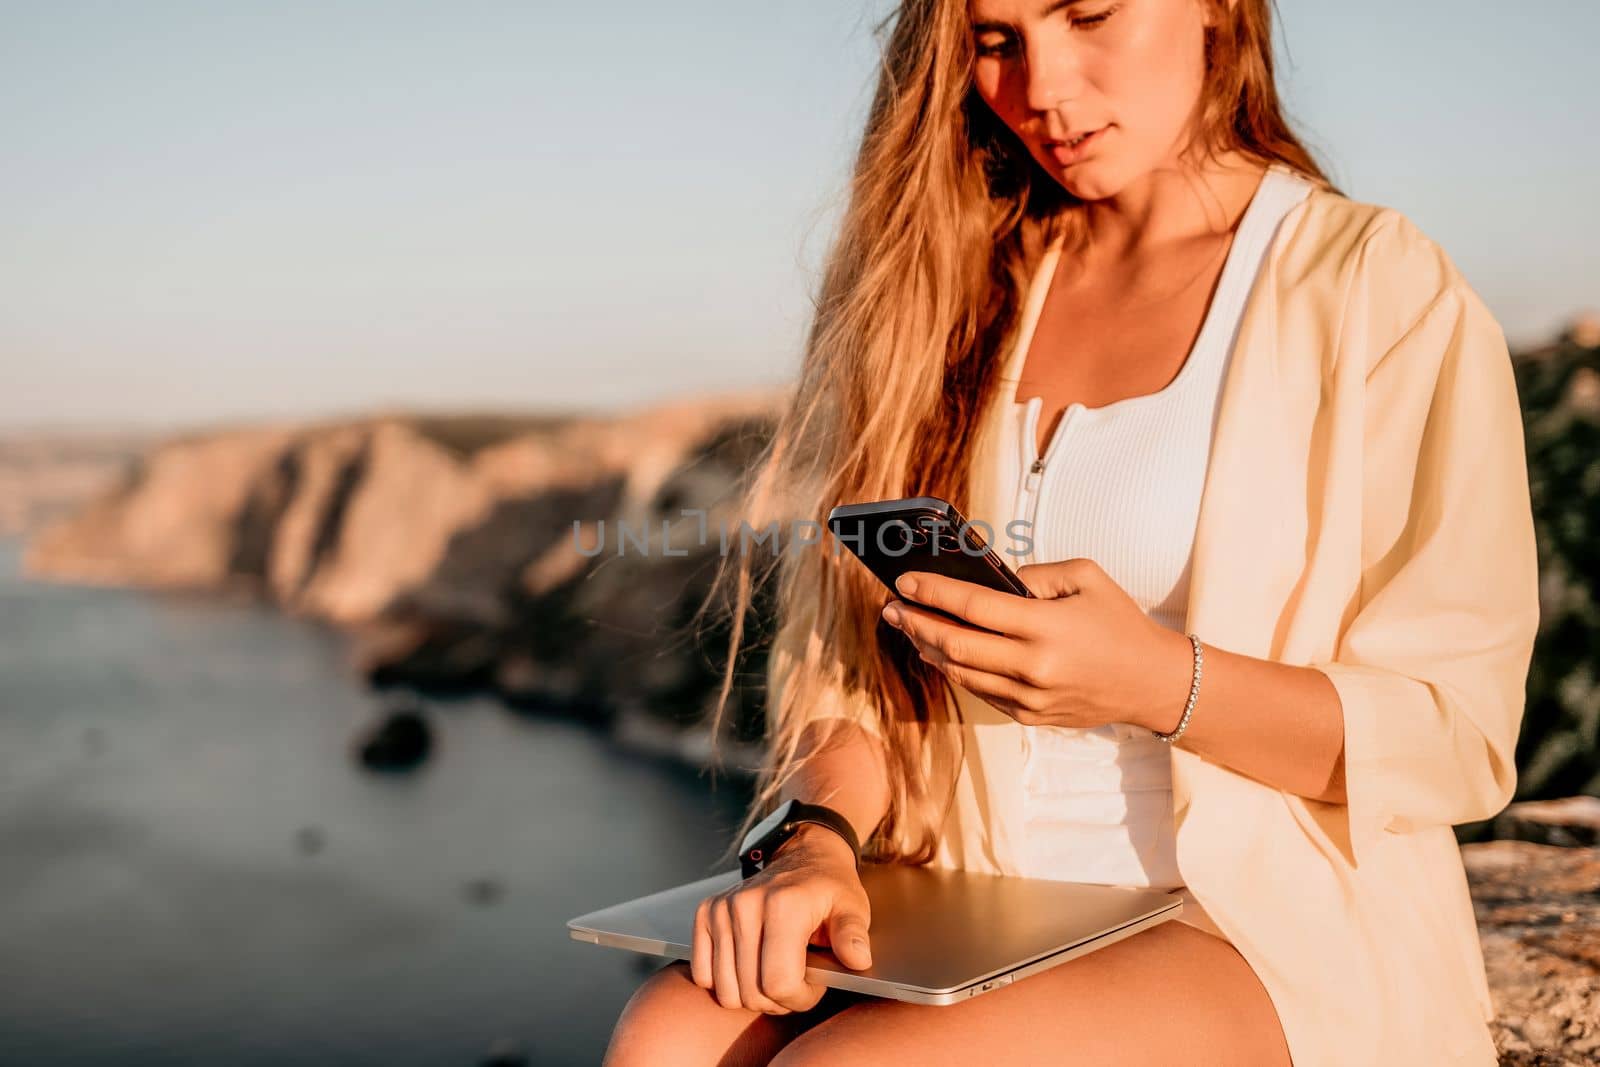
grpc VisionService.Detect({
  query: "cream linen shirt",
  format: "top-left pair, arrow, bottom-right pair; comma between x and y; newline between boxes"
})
768,178 -> 1539,1067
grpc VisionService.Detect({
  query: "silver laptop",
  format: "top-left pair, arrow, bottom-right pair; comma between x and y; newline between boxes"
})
567,862 -> 1183,1005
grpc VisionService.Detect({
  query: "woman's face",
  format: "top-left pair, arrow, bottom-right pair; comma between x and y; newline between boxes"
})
968,0 -> 1219,201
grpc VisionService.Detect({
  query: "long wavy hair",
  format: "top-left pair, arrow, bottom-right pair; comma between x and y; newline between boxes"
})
698,0 -> 1337,869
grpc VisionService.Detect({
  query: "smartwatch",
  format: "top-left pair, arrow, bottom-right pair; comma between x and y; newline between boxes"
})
738,798 -> 861,878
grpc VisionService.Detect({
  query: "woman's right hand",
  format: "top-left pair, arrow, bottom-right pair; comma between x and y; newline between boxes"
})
690,824 -> 874,1014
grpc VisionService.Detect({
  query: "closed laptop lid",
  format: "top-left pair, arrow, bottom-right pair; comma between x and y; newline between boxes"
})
568,862 -> 1182,1000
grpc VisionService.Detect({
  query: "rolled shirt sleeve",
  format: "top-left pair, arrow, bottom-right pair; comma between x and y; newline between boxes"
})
1313,275 -> 1540,869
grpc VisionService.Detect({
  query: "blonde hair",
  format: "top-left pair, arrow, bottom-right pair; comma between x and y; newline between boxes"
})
697,0 -> 1338,869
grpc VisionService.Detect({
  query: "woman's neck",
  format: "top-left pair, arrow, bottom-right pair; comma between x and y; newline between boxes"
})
1072,149 -> 1267,264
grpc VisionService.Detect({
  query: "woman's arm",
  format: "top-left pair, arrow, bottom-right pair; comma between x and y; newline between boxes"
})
885,562 -> 1353,805
1304,275 -> 1539,864
694,712 -> 889,1009
760,573 -> 895,857
1130,630 -> 1348,805
1140,270 -> 1538,865
772,719 -> 892,863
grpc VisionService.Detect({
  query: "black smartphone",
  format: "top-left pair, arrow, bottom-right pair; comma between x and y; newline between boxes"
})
826,496 -> 1034,626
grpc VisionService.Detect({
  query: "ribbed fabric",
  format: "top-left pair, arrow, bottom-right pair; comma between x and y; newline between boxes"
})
988,164 -> 1314,934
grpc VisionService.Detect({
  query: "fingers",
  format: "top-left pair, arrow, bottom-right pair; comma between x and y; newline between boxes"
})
708,895 -> 744,1010
916,645 -> 1042,717
695,885 -> 828,1014
826,904 -> 873,972
760,889 -> 828,1013
1014,558 -> 1102,599
731,892 -> 790,1014
691,895 -> 715,990
885,598 -> 1039,683
892,571 -> 1035,637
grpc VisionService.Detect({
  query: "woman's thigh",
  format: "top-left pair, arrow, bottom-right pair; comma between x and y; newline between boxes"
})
601,959 -> 874,1067
768,920 -> 1292,1067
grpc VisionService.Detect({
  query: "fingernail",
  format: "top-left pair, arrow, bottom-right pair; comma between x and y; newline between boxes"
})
882,603 -> 903,625
896,575 -> 918,597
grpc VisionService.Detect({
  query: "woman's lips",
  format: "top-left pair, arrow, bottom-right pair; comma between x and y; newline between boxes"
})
1046,127 -> 1105,165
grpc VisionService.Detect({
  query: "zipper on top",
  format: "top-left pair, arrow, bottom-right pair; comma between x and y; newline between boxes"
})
1014,396 -> 1079,564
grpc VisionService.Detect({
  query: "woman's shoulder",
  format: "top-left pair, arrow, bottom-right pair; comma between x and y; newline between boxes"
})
1268,176 -> 1501,373
1275,179 -> 1470,298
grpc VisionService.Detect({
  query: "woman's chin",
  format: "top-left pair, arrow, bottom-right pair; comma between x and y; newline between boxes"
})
1049,161 -> 1118,202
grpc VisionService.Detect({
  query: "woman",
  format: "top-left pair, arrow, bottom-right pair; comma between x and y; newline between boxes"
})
604,1 -> 1538,1064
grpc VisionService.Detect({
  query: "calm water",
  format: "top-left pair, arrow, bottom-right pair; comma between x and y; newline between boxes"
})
0,539 -> 754,1065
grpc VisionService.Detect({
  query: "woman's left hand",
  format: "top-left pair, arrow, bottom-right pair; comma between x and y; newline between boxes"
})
880,560 -> 1192,732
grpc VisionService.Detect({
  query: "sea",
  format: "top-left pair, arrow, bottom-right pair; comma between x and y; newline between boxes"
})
0,538 -> 755,1066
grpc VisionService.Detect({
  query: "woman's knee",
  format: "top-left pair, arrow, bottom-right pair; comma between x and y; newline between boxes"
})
601,960 -> 795,1067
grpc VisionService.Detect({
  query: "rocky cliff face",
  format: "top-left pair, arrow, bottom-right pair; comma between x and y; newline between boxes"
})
25,392 -> 789,751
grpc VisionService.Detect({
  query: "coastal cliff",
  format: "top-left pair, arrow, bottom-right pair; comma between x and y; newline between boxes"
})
24,391 -> 791,762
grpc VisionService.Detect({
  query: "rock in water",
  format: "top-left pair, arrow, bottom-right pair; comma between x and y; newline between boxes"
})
294,825 -> 327,856
462,877 -> 506,907
479,1038 -> 529,1067
354,705 -> 433,772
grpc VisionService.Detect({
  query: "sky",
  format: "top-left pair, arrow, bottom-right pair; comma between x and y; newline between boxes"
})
3,0 -> 1597,430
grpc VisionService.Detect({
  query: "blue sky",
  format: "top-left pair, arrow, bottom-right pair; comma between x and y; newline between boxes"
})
4,1 -> 1597,429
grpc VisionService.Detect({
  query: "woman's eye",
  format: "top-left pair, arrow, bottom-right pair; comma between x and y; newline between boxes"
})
1070,3 -> 1120,29
973,3 -> 1118,56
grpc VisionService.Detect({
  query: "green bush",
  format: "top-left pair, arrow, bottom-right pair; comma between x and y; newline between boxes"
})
1514,319 -> 1600,802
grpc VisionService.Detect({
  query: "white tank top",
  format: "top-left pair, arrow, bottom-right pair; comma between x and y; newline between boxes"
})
986,163 -> 1314,930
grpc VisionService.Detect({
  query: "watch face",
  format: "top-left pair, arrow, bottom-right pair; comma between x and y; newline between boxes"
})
741,797 -> 797,853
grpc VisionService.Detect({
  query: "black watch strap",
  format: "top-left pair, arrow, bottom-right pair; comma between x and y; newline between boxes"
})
740,800 -> 861,878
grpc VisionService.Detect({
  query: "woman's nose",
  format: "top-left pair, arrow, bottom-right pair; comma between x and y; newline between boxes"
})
1022,40 -> 1086,116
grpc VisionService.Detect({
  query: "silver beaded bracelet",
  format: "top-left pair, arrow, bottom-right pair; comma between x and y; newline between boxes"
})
1151,632 -> 1203,744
